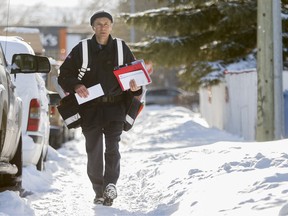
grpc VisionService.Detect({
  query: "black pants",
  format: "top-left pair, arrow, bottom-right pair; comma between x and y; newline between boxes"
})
83,121 -> 123,197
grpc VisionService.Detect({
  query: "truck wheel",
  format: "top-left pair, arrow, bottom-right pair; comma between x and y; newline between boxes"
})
10,136 -> 23,190
0,136 -> 22,190
0,115 -> 7,153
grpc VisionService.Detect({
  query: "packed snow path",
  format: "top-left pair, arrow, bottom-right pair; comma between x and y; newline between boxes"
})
25,106 -> 243,216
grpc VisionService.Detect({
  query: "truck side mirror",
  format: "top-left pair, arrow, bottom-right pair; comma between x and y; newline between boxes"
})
11,54 -> 51,74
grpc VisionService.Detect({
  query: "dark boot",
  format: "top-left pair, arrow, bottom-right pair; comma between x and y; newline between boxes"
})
103,183 -> 117,206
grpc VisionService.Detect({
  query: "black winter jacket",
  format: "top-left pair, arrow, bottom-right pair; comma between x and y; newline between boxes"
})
58,34 -> 142,131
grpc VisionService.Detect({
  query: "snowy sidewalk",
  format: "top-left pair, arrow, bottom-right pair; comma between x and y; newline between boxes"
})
1,105 -> 288,216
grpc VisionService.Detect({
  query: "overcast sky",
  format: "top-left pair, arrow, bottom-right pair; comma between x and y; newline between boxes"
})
10,0 -> 80,7
9,0 -> 118,8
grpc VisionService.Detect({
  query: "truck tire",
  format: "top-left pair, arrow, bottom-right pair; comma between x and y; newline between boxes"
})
0,136 -> 22,191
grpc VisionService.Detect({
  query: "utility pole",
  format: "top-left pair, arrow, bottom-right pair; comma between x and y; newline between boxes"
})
256,0 -> 283,141
130,0 -> 136,42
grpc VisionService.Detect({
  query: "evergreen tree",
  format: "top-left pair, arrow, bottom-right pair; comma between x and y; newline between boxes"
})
122,0 -> 288,91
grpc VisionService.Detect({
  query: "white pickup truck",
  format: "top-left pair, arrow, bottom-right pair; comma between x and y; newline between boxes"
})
0,42 -> 50,190
0,36 -> 51,172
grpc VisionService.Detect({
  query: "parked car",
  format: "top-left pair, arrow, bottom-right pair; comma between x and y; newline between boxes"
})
45,58 -> 75,149
0,42 -> 50,190
0,36 -> 51,171
145,87 -> 199,109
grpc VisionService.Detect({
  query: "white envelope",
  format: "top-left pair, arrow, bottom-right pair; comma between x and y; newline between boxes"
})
75,84 -> 104,105
118,69 -> 151,91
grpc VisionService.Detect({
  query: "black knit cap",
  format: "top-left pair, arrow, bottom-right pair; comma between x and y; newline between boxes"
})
90,10 -> 113,26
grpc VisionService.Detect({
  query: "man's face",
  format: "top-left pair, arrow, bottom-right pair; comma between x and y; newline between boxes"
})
92,17 -> 113,41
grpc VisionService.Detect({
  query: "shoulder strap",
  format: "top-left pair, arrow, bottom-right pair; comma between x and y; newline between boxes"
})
78,38 -> 124,81
78,39 -> 90,81
116,38 -> 124,66
81,39 -> 89,69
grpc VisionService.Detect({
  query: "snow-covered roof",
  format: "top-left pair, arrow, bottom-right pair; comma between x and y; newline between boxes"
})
3,27 -> 40,34
0,36 -> 35,63
224,54 -> 257,73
